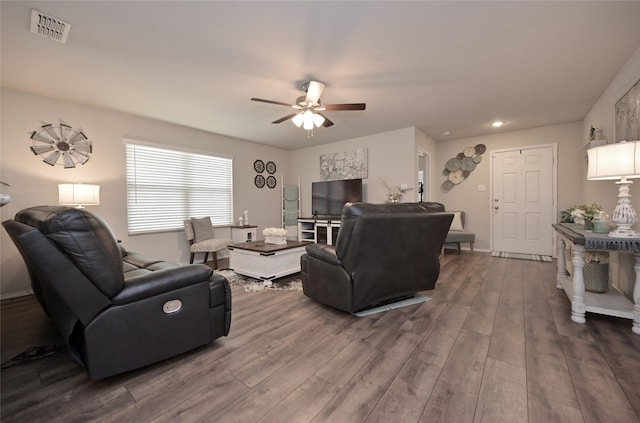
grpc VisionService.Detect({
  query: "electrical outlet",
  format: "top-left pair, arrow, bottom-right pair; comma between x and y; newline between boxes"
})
400,184 -> 408,190
478,184 -> 486,191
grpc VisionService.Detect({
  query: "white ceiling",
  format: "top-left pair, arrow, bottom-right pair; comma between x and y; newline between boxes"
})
2,1 -> 640,150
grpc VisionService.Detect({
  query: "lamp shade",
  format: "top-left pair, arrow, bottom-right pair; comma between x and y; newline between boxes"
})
292,110 -> 325,130
302,110 -> 314,130
292,113 -> 304,128
313,113 -> 325,127
58,183 -> 100,208
587,140 -> 640,180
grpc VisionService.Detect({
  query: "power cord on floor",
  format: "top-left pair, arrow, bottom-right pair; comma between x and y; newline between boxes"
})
1,342 -> 67,370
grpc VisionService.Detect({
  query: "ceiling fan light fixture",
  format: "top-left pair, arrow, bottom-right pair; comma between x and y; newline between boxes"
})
250,80 -> 365,136
303,112 -> 315,130
313,113 -> 325,128
292,113 -> 304,127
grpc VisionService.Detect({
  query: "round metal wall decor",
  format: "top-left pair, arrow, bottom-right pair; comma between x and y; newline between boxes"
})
461,157 -> 476,171
442,144 -> 486,191
254,174 -> 265,188
253,159 -> 265,173
266,175 -> 277,189
448,170 -> 464,184
29,122 -> 92,168
445,158 -> 462,172
266,161 -> 277,174
442,180 -> 454,190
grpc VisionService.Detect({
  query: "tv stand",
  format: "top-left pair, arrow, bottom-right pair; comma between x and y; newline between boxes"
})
298,217 -> 341,245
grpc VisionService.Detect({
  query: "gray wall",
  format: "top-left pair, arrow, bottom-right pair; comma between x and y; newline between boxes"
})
289,127 -> 428,217
581,45 -> 640,298
433,122 -> 584,252
0,88 -> 289,298
2,45 -> 639,299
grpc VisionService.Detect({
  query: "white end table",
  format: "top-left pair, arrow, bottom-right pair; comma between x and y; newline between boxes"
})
231,225 -> 257,243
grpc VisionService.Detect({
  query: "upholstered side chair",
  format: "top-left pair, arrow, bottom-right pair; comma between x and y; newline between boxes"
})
444,210 -> 475,253
184,217 -> 232,269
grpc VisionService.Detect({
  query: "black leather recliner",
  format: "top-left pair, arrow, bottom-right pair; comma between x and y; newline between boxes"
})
2,206 -> 231,380
301,202 -> 453,313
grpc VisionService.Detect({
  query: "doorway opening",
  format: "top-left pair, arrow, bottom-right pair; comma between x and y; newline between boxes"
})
418,150 -> 429,202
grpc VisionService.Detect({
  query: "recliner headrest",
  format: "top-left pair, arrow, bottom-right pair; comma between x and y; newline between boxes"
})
14,206 -> 125,297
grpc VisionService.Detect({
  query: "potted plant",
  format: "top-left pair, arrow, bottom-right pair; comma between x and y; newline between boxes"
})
381,179 -> 413,204
560,203 -> 603,230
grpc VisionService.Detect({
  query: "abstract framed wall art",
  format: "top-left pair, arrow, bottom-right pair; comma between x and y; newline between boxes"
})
615,78 -> 640,142
319,148 -> 368,181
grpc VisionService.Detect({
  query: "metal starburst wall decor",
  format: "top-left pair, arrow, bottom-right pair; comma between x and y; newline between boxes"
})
29,122 -> 93,168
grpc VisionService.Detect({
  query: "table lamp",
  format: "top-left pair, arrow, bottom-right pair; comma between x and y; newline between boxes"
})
58,183 -> 100,208
587,140 -> 640,237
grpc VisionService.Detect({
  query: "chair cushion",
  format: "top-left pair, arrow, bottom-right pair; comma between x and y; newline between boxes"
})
191,238 -> 232,253
446,231 -> 475,243
449,211 -> 464,231
191,217 -> 215,242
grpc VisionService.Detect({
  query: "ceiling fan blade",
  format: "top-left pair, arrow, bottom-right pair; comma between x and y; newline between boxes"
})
323,103 -> 366,111
318,113 -> 334,127
305,81 -> 325,105
251,98 -> 294,107
272,113 -> 298,124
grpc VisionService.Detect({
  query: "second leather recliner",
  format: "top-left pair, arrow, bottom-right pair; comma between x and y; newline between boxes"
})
301,202 -> 453,313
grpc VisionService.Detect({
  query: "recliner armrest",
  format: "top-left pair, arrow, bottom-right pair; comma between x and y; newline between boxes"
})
305,243 -> 341,265
112,264 -> 213,305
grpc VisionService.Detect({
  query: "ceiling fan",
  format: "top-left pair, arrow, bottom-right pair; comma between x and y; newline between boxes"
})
251,81 -> 366,131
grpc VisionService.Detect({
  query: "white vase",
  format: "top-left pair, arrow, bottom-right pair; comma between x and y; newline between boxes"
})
0,193 -> 10,207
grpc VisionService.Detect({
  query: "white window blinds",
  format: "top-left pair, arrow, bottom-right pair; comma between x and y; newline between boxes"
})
125,142 -> 233,234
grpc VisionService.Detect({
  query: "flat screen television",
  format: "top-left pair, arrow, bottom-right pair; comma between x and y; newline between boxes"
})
311,178 -> 363,218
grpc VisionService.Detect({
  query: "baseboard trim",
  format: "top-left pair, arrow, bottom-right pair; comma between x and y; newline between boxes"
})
1,290 -> 33,301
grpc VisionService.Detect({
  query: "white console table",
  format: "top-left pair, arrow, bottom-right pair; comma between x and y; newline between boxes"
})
298,218 -> 341,245
552,223 -> 640,334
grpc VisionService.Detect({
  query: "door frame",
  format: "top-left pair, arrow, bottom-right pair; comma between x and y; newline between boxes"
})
489,143 -> 558,256
417,149 -> 430,202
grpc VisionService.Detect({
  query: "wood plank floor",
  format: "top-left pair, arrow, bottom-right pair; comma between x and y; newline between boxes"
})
2,253 -> 640,422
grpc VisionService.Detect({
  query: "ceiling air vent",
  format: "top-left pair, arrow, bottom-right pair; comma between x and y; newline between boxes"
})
30,9 -> 71,44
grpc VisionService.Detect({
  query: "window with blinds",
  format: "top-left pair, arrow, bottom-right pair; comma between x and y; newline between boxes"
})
125,142 -> 233,234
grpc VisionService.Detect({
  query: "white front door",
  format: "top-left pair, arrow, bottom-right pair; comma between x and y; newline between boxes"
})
492,146 -> 554,255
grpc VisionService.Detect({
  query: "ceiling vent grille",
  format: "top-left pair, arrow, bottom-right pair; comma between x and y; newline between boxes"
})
30,9 -> 71,44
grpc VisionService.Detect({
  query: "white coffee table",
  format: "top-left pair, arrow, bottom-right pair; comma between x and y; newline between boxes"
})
228,240 -> 308,286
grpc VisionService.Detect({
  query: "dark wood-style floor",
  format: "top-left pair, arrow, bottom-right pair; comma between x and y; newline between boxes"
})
2,253 -> 640,422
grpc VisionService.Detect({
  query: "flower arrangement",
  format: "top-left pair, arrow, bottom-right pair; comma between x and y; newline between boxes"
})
560,203 -> 603,225
262,227 -> 287,237
381,179 -> 413,204
262,227 -> 287,245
